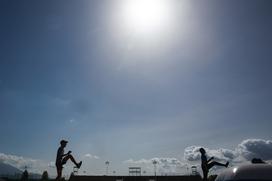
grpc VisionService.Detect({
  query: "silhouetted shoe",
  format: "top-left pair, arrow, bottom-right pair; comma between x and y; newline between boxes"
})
77,161 -> 82,169
225,162 -> 229,167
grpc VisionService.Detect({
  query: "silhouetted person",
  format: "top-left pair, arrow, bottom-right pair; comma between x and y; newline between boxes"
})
21,169 -> 28,181
252,158 -> 266,164
41,171 -> 49,181
55,140 -> 82,181
199,148 -> 229,181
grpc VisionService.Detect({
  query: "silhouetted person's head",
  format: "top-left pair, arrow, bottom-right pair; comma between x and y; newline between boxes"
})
252,158 -> 266,164
60,140 -> 68,148
199,148 -> 206,154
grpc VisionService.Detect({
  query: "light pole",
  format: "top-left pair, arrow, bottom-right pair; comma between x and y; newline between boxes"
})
152,160 -> 158,176
105,161 -> 110,175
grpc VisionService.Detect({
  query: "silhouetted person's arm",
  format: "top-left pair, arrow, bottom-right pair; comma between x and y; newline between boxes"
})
62,151 -> 72,157
207,156 -> 214,163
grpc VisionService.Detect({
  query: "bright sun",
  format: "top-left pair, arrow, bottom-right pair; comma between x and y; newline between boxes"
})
120,0 -> 172,35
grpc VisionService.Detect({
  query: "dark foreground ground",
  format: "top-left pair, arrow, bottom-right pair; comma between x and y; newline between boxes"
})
69,175 -> 202,181
3,175 -> 202,181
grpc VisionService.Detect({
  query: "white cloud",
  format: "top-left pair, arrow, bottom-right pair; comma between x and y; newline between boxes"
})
184,146 -> 202,161
0,153 -> 52,174
237,139 -> 272,160
84,153 -> 100,159
48,162 -> 55,168
124,158 -> 151,164
184,146 -> 237,162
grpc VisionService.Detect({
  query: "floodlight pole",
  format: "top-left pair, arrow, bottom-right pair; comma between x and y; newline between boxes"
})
152,160 -> 158,176
105,161 -> 110,175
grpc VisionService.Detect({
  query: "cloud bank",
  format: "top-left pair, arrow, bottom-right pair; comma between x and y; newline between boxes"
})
237,139 -> 272,160
184,139 -> 272,163
0,153 -> 51,174
125,139 -> 272,175
0,152 -> 100,176
1,138 -> 271,176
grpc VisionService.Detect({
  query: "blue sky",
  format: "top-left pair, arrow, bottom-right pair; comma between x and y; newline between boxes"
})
0,0 -> 272,176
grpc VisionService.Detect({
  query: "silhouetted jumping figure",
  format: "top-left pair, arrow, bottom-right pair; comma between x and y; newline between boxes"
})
199,148 -> 229,181
56,140 -> 82,181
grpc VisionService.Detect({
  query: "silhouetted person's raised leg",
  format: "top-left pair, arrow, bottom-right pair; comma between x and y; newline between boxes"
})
62,154 -> 82,168
208,161 -> 229,169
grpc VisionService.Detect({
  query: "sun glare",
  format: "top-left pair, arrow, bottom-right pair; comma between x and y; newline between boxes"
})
120,0 -> 172,35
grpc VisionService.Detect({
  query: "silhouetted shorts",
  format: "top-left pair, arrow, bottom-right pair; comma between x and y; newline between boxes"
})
56,160 -> 67,170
